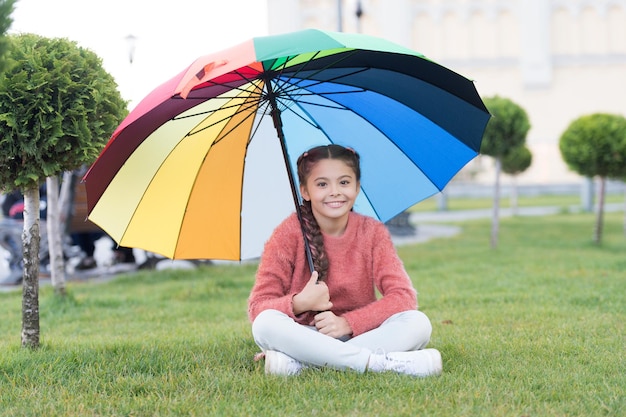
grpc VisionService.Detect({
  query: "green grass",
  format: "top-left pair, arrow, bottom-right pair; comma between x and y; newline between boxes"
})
410,192 -> 624,212
1,212 -> 625,416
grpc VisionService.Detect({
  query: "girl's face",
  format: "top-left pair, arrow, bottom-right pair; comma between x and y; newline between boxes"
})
300,158 -> 360,233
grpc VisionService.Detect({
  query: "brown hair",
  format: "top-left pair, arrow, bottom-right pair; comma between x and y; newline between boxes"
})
296,144 -> 361,281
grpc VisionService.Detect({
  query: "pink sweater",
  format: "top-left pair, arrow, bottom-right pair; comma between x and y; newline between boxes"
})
248,212 -> 418,337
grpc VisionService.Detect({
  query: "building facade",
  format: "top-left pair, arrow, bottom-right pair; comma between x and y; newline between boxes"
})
267,0 -> 626,184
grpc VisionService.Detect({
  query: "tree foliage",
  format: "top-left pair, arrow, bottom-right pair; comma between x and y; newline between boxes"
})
559,113 -> 626,245
481,95 -> 530,158
0,33 -> 127,348
0,33 -> 128,191
480,95 -> 531,248
0,0 -> 15,73
502,145 -> 532,216
559,113 -> 626,179
502,145 -> 532,175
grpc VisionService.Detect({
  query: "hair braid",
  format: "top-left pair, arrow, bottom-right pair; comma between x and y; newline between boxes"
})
296,144 -> 361,282
299,200 -> 329,281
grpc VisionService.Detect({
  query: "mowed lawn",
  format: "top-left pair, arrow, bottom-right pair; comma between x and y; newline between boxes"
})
0,211 -> 624,416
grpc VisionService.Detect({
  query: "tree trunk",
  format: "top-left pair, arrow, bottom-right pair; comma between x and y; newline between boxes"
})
46,176 -> 67,296
59,171 -> 73,227
623,182 -> 626,238
592,177 -> 606,245
581,177 -> 594,213
510,175 -> 519,216
490,157 -> 502,249
21,187 -> 40,349
437,189 -> 448,211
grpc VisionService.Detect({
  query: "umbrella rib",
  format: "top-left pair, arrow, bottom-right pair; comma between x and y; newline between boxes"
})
272,79 -> 365,128
274,91 -> 363,132
262,50 -> 347,100
268,50 -> 392,114
278,93 -> 386,222
173,77 -> 265,123
176,84 -> 364,136
180,65 -> 267,100
176,81 -> 266,104
179,61 -> 370,117
269,66 -> 372,115
282,92 -> 362,108
247,100 -> 272,140
288,82 -> 444,211
183,98 -> 265,142
274,99 -> 322,130
212,99 -> 271,146
274,67 -> 370,98
272,49 -> 362,91
263,52 -> 323,82
173,96 -> 261,121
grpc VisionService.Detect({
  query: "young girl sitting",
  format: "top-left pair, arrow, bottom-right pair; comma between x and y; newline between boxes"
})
248,144 -> 442,376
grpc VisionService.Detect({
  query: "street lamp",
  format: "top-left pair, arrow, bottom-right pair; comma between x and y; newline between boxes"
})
355,0 -> 363,33
124,34 -> 137,64
337,0 -> 343,31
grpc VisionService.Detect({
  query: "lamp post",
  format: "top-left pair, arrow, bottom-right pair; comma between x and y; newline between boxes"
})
337,0 -> 343,32
124,34 -> 137,64
122,33 -> 138,108
355,0 -> 363,33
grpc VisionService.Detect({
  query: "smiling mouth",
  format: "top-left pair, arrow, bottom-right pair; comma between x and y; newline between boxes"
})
325,201 -> 346,208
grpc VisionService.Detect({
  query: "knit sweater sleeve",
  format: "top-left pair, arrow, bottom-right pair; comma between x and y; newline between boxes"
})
341,218 -> 418,336
247,214 -> 314,324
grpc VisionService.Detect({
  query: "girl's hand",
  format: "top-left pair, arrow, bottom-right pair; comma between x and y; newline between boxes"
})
313,311 -> 352,339
292,271 -> 333,315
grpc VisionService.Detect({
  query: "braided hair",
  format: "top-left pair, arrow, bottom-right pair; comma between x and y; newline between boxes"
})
296,144 -> 361,281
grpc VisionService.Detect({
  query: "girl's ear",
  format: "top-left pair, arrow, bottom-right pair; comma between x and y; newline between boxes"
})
300,184 -> 309,201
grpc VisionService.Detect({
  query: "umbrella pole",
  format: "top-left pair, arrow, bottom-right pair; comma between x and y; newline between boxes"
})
267,85 -> 315,274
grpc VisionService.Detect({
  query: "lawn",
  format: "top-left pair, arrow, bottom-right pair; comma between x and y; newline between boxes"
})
0,212 -> 624,416
410,192 -> 624,212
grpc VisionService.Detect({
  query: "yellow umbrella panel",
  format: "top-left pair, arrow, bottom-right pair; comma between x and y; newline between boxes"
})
89,85 -> 260,259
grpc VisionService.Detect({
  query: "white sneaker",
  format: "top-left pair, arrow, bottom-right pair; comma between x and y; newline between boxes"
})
368,348 -> 442,377
264,350 -> 303,376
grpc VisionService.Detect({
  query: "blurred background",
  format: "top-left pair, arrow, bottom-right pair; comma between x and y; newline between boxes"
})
3,0 -> 625,283
9,0 -> 626,193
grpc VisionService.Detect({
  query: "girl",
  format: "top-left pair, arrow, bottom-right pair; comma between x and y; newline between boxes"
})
248,144 -> 441,376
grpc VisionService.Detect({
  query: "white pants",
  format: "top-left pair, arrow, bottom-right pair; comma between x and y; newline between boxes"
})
252,309 -> 432,373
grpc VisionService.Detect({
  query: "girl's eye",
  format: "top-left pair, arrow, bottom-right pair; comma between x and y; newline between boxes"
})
316,181 -> 327,188
340,180 -> 350,185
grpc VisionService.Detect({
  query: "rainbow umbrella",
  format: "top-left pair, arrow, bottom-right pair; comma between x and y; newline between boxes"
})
84,29 -> 490,263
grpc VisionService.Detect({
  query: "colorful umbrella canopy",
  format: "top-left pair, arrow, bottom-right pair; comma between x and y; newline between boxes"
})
84,29 -> 490,261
